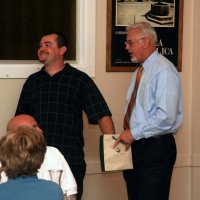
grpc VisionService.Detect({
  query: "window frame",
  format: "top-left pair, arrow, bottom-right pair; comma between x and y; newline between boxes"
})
0,0 -> 96,78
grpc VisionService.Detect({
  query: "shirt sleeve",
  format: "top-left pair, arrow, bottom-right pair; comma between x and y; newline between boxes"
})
15,78 -> 32,116
82,76 -> 112,124
59,151 -> 78,196
0,162 -> 8,183
37,147 -> 77,196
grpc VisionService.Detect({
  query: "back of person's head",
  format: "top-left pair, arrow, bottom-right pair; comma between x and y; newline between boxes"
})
127,22 -> 157,46
7,114 -> 42,133
0,125 -> 46,179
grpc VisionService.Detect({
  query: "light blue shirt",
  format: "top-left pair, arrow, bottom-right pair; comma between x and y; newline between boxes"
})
126,50 -> 183,140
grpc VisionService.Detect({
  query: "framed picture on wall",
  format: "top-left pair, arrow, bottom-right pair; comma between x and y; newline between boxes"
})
106,0 -> 183,72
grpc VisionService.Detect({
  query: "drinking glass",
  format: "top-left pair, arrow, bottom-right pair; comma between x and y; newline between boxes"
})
49,169 -> 76,200
48,169 -> 63,186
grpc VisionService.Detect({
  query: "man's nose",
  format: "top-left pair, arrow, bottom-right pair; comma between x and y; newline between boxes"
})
39,45 -> 46,51
125,45 -> 129,50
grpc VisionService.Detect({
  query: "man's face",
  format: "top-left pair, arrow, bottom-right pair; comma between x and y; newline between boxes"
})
38,34 -> 63,65
125,29 -> 145,63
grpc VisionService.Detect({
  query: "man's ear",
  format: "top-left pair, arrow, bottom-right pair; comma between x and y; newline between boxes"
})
60,46 -> 67,55
142,37 -> 151,49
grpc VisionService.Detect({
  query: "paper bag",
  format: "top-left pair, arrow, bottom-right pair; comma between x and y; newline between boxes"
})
99,134 -> 133,172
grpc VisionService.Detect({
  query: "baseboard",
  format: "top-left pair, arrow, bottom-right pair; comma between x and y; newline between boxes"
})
85,154 -> 197,174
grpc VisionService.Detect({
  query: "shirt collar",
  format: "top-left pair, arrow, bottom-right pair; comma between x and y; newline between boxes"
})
142,49 -> 159,70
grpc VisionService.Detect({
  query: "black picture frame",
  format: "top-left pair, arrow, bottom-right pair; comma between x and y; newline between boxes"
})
106,0 -> 183,72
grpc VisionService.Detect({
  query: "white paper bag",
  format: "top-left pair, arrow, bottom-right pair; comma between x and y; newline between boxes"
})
99,134 -> 133,172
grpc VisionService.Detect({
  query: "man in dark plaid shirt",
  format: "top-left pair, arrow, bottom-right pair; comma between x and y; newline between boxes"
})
15,32 -> 115,200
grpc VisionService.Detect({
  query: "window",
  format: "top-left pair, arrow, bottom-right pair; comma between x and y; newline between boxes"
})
0,0 -> 96,78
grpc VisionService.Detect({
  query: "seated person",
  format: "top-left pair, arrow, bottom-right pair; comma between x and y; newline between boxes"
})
0,126 -> 63,200
0,114 -> 77,199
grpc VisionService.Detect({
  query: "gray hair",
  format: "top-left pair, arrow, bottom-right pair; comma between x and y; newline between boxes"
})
126,22 -> 157,45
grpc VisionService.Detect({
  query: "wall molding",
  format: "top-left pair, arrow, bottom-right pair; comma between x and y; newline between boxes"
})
86,154 -> 200,175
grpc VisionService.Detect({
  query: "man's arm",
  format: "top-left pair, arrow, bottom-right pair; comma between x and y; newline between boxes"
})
98,115 -> 115,135
58,150 -> 77,197
15,82 -> 30,116
65,194 -> 76,200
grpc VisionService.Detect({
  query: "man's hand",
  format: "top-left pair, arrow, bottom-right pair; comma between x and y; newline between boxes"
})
65,194 -> 77,200
113,129 -> 134,150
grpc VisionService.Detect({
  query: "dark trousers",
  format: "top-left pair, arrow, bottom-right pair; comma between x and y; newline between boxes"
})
69,165 -> 86,200
123,134 -> 176,200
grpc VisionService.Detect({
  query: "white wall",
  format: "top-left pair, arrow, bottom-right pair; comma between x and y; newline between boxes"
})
0,0 -> 199,199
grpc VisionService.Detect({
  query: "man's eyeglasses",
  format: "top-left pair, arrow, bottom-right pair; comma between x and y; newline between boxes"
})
125,38 -> 145,47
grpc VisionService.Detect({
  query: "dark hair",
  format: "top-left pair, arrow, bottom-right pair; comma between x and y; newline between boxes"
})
0,126 -> 46,178
43,32 -> 68,48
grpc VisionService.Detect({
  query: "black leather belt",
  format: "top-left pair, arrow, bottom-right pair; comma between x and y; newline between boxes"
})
152,133 -> 172,139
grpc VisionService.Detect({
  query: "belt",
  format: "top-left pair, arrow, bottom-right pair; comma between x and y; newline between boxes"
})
152,133 -> 173,139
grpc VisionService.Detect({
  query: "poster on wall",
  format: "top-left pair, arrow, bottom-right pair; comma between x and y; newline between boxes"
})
106,0 -> 183,72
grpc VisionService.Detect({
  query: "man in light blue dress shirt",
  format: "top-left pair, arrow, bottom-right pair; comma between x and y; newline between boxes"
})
114,22 -> 183,200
